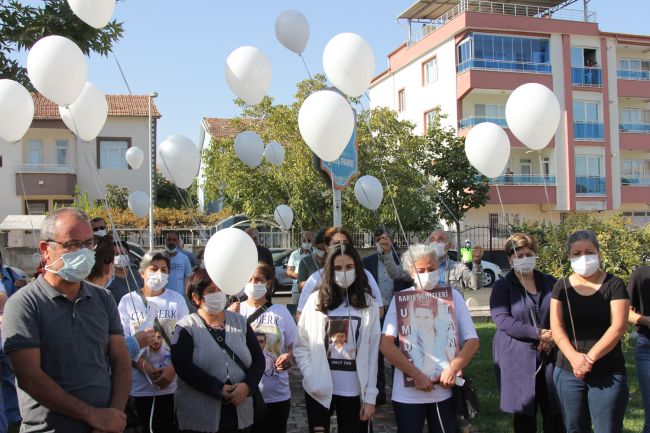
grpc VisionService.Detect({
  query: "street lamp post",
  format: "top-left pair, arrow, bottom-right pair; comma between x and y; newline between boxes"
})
148,92 -> 158,251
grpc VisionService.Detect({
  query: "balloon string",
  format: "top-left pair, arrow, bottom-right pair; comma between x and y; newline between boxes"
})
112,52 -> 133,95
299,54 -> 313,81
15,168 -> 40,256
537,152 -> 553,212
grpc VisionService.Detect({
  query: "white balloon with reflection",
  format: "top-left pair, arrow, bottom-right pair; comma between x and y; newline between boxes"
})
264,141 -> 285,167
204,228 -> 258,296
0,79 -> 34,142
158,135 -> 200,189
126,147 -> 144,169
67,0 -> 116,29
234,131 -> 264,168
322,33 -> 375,98
225,46 -> 272,106
274,205 -> 294,230
354,175 -> 383,211
506,83 -> 560,151
128,191 -> 150,218
465,122 -> 511,179
275,10 -> 310,54
59,82 -> 108,141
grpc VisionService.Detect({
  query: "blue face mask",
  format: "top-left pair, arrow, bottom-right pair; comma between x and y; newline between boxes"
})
45,249 -> 96,283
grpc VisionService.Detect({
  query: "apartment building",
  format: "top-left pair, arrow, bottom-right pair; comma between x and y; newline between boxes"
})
369,0 -> 650,227
0,94 -> 160,221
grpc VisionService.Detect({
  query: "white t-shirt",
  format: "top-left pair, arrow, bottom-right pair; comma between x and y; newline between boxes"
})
382,287 -> 478,404
325,301 -> 363,397
239,302 -> 297,403
288,249 -> 310,294
297,269 -> 384,312
117,289 -> 190,396
167,253 -> 192,295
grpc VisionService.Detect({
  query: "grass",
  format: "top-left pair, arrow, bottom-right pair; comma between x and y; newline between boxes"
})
464,323 -> 644,433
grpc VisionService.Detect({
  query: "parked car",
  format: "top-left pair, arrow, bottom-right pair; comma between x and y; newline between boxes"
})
447,250 -> 503,287
271,248 -> 294,296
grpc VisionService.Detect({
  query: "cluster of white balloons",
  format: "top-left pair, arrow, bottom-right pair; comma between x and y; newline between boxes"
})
465,83 -> 561,179
234,131 -> 286,168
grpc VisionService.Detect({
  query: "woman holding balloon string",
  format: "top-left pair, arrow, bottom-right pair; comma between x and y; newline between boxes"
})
295,243 -> 380,433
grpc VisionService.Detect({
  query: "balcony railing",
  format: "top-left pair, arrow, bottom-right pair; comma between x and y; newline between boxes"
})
409,0 -> 597,44
621,176 -> 650,186
574,122 -> 604,141
571,67 -> 602,87
618,69 -> 650,81
459,116 -> 508,130
16,164 -> 76,174
576,176 -> 606,195
458,59 -> 551,75
490,174 -> 556,186
620,123 -> 650,133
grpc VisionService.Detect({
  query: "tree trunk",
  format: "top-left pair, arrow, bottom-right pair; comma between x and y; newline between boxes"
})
456,222 -> 462,253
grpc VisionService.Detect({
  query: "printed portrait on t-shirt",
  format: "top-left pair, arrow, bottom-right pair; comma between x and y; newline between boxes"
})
145,331 -> 171,369
129,302 -> 180,353
394,287 -> 458,387
252,323 -> 282,377
325,317 -> 360,372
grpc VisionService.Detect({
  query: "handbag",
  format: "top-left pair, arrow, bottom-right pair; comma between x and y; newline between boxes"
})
197,314 -> 268,423
452,375 -> 480,418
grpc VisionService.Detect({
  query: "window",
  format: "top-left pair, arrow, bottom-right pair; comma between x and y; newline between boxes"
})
571,47 -> 598,67
520,158 -> 532,175
475,104 -> 505,119
623,159 -> 650,177
542,157 -> 550,176
24,200 -> 48,215
28,140 -> 42,164
397,89 -> 405,112
573,101 -> 599,122
576,155 -> 602,177
457,33 -> 550,73
423,58 -> 438,85
56,140 -> 68,165
97,138 -> 130,169
424,110 -> 436,131
619,58 -> 650,71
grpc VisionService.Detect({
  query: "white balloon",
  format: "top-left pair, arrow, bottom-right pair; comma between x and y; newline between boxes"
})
234,131 -> 264,168
465,122 -> 511,178
506,83 -> 561,151
298,90 -> 354,162
126,147 -> 144,169
204,228 -> 258,296
323,33 -> 375,98
354,175 -> 384,211
128,191 -> 150,218
59,82 -> 107,141
27,36 -> 87,107
275,10 -> 310,54
225,46 -> 272,106
0,79 -> 34,142
67,0 -> 116,29
158,135 -> 200,189
264,141 -> 285,167
274,205 -> 294,231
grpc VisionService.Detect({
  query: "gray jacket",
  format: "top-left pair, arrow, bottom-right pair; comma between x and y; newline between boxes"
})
379,252 -> 483,292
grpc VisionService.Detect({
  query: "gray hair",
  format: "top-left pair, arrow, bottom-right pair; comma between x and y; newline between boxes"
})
401,244 -> 439,274
40,207 -> 90,241
139,250 -> 171,273
566,230 -> 600,254
427,227 -> 449,244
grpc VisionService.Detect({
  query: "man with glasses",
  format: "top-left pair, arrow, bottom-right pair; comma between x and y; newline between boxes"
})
2,208 -> 131,433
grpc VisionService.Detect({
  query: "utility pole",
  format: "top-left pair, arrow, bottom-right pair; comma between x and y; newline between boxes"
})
148,92 -> 158,251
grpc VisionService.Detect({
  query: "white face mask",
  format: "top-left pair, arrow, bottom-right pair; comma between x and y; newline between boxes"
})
113,254 -> 130,269
203,292 -> 227,314
94,229 -> 106,237
335,269 -> 356,289
302,242 -> 312,251
431,242 -> 447,259
570,254 -> 600,277
313,249 -> 325,259
375,242 -> 383,255
512,256 -> 536,275
145,271 -> 168,291
414,270 -> 439,291
244,283 -> 268,300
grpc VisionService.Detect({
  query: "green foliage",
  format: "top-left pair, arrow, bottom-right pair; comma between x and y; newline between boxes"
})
0,0 -> 124,85
201,75 -> 439,232
72,185 -> 100,212
154,171 -> 198,210
85,207 -> 231,229
102,184 -> 129,210
513,212 -> 650,281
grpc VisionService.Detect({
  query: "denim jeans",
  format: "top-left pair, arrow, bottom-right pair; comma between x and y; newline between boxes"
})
392,398 -> 455,433
553,367 -> 628,433
636,335 -> 650,433
0,347 -> 19,426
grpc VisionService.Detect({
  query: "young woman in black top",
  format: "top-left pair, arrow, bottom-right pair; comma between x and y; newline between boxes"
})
550,230 -> 629,433
627,265 -> 650,433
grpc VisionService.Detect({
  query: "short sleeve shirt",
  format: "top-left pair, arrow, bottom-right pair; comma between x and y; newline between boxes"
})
288,250 -> 310,293
628,266 -> 650,339
2,276 -> 123,433
167,253 -> 192,295
552,274 -> 629,375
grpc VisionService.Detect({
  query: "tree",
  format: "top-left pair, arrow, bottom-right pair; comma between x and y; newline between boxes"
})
422,108 -> 490,249
154,171 -> 198,210
201,75 -> 439,235
102,184 -> 129,210
0,0 -> 124,86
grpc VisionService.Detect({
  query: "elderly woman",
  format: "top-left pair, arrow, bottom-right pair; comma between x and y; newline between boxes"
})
490,233 -> 563,433
380,244 -> 479,433
551,230 -> 629,433
171,269 -> 265,433
117,251 -> 190,433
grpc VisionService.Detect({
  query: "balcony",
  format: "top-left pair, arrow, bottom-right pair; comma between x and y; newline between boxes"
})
621,176 -> 650,186
15,164 -> 77,196
572,67 -> 602,87
574,121 -> 604,141
489,174 -> 556,186
618,69 -> 650,81
620,123 -> 650,134
459,116 -> 508,130
576,176 -> 605,195
458,59 -> 551,75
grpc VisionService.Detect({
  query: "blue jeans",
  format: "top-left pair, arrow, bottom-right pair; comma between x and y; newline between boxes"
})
636,335 -> 650,433
0,348 -> 19,426
553,367 -> 628,433
392,398 -> 455,433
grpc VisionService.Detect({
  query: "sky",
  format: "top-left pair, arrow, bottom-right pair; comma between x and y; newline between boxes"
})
19,0 -> 649,145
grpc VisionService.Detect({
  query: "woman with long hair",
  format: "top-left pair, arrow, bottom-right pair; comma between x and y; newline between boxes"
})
294,243 -> 380,433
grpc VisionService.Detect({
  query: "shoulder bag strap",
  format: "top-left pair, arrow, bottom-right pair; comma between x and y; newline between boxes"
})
135,289 -> 172,347
246,301 -> 273,326
562,278 -> 579,350
196,313 -> 249,373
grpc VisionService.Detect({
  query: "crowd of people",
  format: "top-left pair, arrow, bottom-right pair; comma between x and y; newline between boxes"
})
0,207 -> 647,433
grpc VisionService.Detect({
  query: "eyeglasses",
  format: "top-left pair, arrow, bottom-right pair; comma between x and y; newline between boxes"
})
92,226 -> 106,232
47,238 -> 95,250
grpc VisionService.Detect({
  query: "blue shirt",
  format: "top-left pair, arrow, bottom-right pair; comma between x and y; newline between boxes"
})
438,259 -> 448,286
167,253 -> 192,295
1,266 -> 16,297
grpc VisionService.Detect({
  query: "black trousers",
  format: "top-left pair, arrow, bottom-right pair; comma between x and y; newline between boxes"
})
252,399 -> 291,433
134,394 -> 178,433
512,369 -> 565,433
305,392 -> 372,433
178,401 -> 251,433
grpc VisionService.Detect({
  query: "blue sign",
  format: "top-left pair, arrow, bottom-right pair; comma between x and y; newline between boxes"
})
320,119 -> 359,191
